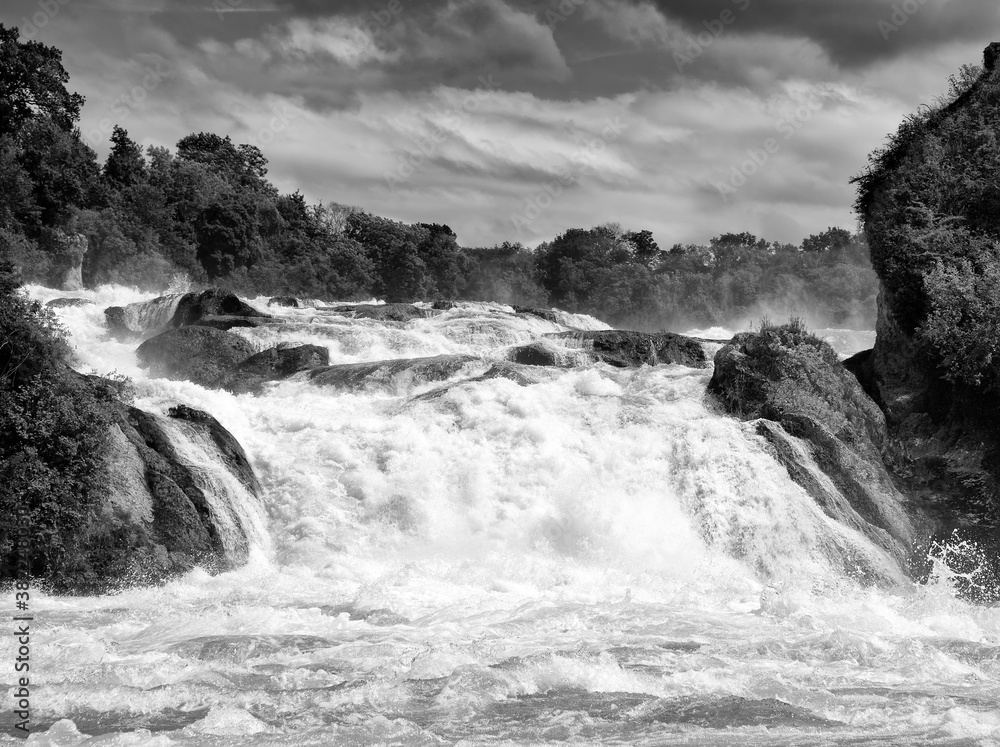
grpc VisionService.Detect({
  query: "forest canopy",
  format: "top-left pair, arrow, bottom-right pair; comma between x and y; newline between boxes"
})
0,24 -> 877,331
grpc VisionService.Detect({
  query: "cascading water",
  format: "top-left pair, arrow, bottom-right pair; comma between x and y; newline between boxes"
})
5,285 -> 1000,746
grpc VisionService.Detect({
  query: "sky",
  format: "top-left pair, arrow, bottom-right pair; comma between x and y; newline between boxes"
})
2,0 -> 998,248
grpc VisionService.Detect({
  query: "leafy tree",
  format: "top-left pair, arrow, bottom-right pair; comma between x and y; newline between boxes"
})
0,24 -> 84,138
103,126 -> 146,189
802,227 -> 852,253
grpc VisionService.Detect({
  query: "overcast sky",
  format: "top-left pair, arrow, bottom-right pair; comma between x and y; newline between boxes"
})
3,0 -> 998,247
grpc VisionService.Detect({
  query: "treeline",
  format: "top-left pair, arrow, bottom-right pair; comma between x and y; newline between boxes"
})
0,25 -> 877,330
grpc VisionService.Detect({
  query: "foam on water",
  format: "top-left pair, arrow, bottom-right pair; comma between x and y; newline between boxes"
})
6,285 -> 1000,746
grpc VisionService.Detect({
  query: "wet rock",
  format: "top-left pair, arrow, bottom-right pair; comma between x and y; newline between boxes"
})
190,315 -> 272,331
232,344 -> 330,394
46,297 -> 94,308
104,289 -> 270,339
710,324 -> 915,584
432,300 -> 457,311
330,303 -> 436,322
548,330 -> 707,368
136,327 -> 257,389
168,405 -> 261,495
472,362 -> 549,387
172,289 -> 269,327
512,305 -> 562,324
508,340 -> 571,367
308,354 -> 481,391
267,296 -> 300,308
64,375 -> 263,591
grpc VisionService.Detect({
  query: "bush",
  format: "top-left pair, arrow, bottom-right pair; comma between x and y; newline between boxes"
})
0,261 -> 119,586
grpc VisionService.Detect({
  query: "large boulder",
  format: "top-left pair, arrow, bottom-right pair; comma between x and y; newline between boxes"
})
709,323 -> 916,585
136,327 -> 257,388
105,289 -> 270,339
855,43 -> 1000,538
47,376 -> 262,591
231,343 -> 330,394
547,330 -> 707,368
172,289 -> 269,327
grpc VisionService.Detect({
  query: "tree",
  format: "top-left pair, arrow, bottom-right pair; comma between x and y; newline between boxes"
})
103,126 -> 146,189
195,197 -> 262,278
0,24 -> 84,138
627,229 -> 661,267
802,227 -> 852,253
15,118 -> 102,228
176,132 -> 269,192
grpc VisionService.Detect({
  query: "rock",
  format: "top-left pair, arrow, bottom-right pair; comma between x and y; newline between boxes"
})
267,296 -> 300,308
512,305 -> 562,324
231,344 -> 330,394
709,324 -> 915,584
136,327 -> 257,389
46,297 -> 94,308
62,375 -> 262,591
508,340 -> 572,367
308,355 -> 481,391
104,289 -> 270,339
172,289 -> 269,327
50,231 -> 88,291
190,315 -> 272,331
167,405 -> 260,496
330,303 -> 435,322
432,300 -> 457,310
547,330 -> 707,368
474,362 -> 549,387
854,43 -> 1000,554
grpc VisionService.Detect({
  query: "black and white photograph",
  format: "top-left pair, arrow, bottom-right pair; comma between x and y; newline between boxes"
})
2,0 -> 1000,743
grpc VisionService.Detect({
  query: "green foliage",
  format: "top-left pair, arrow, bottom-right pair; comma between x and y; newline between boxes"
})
0,261 -> 126,587
855,51 -> 1000,391
0,24 -> 84,138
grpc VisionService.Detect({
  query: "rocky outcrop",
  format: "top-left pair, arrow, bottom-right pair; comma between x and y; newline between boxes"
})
232,343 -> 330,393
63,376 -> 262,591
547,330 -> 707,369
852,43 -> 1000,560
137,327 -> 332,394
137,327 -> 258,389
512,305 -> 562,325
308,354 -> 482,391
50,231 -> 88,291
172,289 -> 269,327
330,303 -> 436,322
709,324 -> 916,585
267,296 -> 300,308
105,289 -> 270,339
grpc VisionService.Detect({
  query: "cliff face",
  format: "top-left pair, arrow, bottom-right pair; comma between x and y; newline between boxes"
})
855,43 -> 1000,532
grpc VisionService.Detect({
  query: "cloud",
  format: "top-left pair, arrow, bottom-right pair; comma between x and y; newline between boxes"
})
646,0 -> 1000,68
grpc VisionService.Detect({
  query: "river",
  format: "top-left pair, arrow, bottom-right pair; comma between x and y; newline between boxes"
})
5,285 -> 999,746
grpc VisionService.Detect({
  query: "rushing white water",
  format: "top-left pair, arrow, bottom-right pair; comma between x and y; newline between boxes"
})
5,286 -> 1000,746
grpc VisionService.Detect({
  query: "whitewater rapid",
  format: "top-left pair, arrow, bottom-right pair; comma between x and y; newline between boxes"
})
4,285 -> 1000,746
